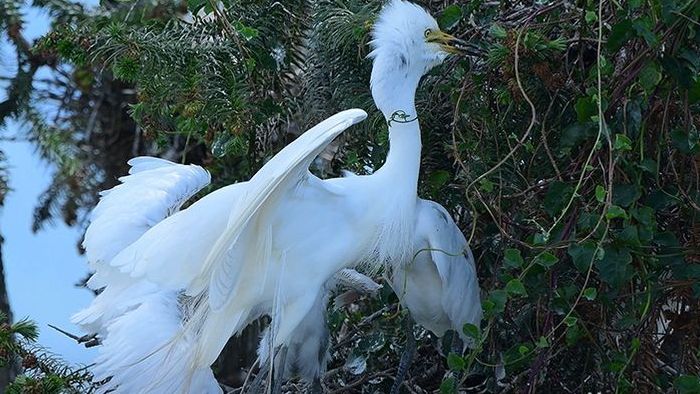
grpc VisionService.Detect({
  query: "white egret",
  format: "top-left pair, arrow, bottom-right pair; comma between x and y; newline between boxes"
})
73,1 -> 466,392
388,199 -> 482,394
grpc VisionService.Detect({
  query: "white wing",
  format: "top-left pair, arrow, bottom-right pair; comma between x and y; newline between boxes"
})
416,199 -> 482,335
89,110 -> 366,393
205,109 -> 366,310
73,158 -> 210,330
83,156 -> 210,277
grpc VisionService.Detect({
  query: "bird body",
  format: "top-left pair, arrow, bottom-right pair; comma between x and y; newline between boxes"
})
392,199 -> 482,343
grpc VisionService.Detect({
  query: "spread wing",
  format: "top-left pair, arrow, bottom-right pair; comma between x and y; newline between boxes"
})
205,109 -> 367,310
106,109 -> 367,310
74,157 -> 210,329
84,156 -> 210,274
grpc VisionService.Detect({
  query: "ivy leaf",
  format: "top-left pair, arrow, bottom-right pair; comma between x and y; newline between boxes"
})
463,323 -> 480,340
479,178 -> 494,193
536,336 -> 550,348
568,241 -> 597,272
614,134 -> 632,151
596,245 -> 633,287
583,287 -> 597,301
585,10 -> 597,23
595,185 -> 606,203
606,205 -> 628,220
439,5 -> 463,30
607,20 -> 634,51
563,316 -> 578,327
575,97 -> 597,122
506,279 -> 527,296
638,62 -> 662,92
675,375 -> 700,394
485,290 -> 508,314
447,353 -> 465,371
429,170 -> 451,189
544,181 -> 574,217
504,248 -> 524,268
535,252 -> 559,268
612,184 -> 642,207
440,377 -> 457,394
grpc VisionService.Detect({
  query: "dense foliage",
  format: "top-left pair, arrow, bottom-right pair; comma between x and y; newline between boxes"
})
1,0 -> 699,392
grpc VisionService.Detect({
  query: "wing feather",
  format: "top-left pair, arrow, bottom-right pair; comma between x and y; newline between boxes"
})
419,200 -> 482,332
204,109 -> 367,311
84,157 -> 210,271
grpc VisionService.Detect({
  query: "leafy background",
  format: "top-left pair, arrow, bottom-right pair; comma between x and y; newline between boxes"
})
1,0 -> 699,392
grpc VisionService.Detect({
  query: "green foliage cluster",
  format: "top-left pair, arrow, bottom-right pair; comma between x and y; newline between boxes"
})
0,313 -> 91,393
1,0 -> 699,392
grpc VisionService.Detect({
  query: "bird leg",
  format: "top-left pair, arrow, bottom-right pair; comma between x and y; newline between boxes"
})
389,315 -> 416,394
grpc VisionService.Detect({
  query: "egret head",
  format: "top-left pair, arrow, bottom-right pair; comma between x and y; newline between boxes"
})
369,0 -> 466,116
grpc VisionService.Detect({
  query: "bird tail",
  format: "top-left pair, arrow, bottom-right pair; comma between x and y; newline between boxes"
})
90,291 -> 222,394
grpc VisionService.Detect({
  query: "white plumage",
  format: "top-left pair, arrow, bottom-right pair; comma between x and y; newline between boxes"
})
392,199 -> 482,344
256,268 -> 381,391
73,1 -> 469,392
255,200 -> 482,392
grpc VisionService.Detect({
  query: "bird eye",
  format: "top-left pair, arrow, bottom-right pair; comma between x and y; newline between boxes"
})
424,29 -> 432,38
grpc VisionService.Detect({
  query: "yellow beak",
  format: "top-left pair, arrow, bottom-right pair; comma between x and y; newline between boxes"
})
425,30 -> 479,56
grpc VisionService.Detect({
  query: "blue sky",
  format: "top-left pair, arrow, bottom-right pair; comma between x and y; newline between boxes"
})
1,1 -> 99,366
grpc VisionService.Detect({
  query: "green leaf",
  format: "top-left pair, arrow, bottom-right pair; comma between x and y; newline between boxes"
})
617,225 -> 641,247
560,123 -> 596,152
583,287 -> 597,301
585,10 -> 597,23
675,375 -> 700,394
479,178 -> 494,193
535,252 -> 559,268
574,97 -> 597,122
440,377 -> 457,394
447,353 -> 465,371
429,170 -> 451,189
504,248 -> 524,268
563,316 -> 578,327
485,289 -> 508,314
614,134 -> 632,151
233,21 -> 259,41
462,323 -> 480,340
596,245 -> 633,287
607,20 -> 634,51
438,5 -> 463,30
543,181 -> 574,218
595,185 -> 606,203
506,279 -> 527,296
671,127 -> 700,155
568,241 -> 597,272
536,336 -> 549,348
612,184 -> 642,207
606,205 -> 628,220
638,62 -> 662,92
518,344 -> 530,355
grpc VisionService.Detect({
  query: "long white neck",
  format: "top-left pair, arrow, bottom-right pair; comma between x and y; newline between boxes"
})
370,53 -> 423,189
362,52 -> 423,268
